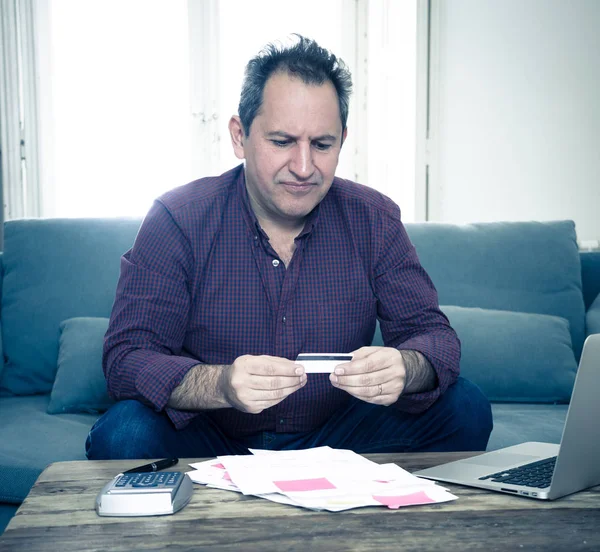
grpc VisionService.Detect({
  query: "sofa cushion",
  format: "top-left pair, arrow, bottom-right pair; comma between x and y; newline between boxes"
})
488,403 -> 568,451
581,250 -> 600,310
0,504 -> 18,535
441,306 -> 577,403
0,253 -> 4,380
0,395 -> 98,503
405,221 -> 586,359
0,322 -> 4,384
586,294 -> 600,336
48,317 -> 113,414
0,218 -> 142,396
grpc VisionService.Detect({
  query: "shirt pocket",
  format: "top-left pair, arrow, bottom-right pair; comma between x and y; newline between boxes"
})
318,299 -> 377,352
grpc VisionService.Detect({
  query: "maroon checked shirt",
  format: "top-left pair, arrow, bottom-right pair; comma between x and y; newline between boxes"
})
103,165 -> 460,435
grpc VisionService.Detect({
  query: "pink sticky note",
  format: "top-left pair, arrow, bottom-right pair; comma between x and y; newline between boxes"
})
212,462 -> 226,470
274,477 -> 336,492
222,471 -> 232,482
373,490 -> 436,509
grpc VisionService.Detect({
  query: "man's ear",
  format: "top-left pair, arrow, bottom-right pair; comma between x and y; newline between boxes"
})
229,116 -> 246,160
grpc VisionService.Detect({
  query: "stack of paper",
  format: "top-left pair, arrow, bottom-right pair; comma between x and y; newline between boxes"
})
187,446 -> 457,512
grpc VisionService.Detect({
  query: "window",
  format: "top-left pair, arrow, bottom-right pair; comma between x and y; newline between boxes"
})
38,0 -> 192,217
3,0 -> 422,220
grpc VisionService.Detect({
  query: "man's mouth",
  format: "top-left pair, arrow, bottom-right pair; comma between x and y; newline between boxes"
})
280,181 -> 317,191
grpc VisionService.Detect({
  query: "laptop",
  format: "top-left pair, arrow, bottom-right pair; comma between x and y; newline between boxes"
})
414,333 -> 600,500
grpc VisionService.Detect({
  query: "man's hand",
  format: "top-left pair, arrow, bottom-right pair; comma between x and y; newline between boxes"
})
329,347 -> 436,405
220,355 -> 307,414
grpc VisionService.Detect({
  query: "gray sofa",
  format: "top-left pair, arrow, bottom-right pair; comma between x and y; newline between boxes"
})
1,217 -> 599,534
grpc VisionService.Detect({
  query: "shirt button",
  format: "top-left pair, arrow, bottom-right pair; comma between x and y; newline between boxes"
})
272,259 -> 280,267
282,316 -> 286,323
279,419 -> 285,424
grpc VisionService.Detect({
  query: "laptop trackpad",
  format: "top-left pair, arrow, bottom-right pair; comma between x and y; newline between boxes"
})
463,453 -> 539,468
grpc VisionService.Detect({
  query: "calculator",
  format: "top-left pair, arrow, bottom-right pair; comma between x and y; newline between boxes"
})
95,471 -> 193,516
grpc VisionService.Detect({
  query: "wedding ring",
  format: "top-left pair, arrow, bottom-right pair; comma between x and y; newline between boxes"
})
378,383 -> 383,396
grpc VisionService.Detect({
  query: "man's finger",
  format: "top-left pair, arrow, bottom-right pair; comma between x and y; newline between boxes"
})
335,347 -> 402,376
249,381 -> 306,403
331,372 -> 385,388
349,346 -> 379,359
246,374 -> 307,391
334,356 -> 385,376
244,356 -> 305,377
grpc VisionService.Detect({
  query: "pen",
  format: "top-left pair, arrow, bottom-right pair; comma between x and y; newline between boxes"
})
123,458 -> 179,474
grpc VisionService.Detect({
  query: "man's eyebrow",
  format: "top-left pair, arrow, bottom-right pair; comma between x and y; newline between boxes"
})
312,134 -> 337,142
265,131 -> 295,139
265,131 -> 338,142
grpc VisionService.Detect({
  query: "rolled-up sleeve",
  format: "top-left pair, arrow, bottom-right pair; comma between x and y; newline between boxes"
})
374,211 -> 461,413
103,201 -> 199,424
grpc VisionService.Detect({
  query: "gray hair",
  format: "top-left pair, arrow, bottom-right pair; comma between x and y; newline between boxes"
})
238,35 -> 353,137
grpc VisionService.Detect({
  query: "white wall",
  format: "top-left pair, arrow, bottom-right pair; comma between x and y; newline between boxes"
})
429,0 -> 600,244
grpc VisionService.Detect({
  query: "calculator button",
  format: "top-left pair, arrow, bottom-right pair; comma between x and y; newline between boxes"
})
156,473 -> 167,484
133,474 -> 159,487
115,475 -> 130,487
166,473 -> 181,486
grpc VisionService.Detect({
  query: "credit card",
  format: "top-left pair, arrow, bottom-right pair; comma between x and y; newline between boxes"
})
296,353 -> 353,373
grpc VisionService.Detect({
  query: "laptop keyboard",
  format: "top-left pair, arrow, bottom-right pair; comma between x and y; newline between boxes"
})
478,456 -> 557,489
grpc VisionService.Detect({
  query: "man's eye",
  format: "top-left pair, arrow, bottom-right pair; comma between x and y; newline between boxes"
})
271,140 -> 290,147
314,142 -> 332,151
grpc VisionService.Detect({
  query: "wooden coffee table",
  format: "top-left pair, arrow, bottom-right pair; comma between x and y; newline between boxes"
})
1,452 -> 599,551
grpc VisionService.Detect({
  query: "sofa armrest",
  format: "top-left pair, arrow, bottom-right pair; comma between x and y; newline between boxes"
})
581,251 -> 600,310
0,251 -> 3,378
586,293 -> 600,336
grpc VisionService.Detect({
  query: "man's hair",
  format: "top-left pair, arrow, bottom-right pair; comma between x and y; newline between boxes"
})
238,35 -> 353,137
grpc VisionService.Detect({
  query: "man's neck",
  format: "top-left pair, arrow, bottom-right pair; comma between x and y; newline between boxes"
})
258,215 -> 304,239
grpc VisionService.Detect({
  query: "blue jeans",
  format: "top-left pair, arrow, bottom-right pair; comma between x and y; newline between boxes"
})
86,377 -> 493,459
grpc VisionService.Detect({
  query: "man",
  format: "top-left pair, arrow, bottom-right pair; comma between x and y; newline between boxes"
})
86,36 -> 492,460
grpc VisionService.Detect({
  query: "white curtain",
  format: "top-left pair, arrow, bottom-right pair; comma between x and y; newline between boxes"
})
0,0 -> 41,222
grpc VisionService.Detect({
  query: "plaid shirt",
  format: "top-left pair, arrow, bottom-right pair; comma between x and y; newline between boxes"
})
103,165 -> 460,435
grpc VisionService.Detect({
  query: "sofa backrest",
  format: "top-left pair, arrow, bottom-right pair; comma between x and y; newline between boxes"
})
0,218 -> 142,396
404,220 -> 586,359
0,217 -> 589,397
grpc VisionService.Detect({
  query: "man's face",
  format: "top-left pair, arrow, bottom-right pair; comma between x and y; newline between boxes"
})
230,72 -> 347,229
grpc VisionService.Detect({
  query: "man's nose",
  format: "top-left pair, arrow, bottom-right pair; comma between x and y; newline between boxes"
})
289,143 -> 315,180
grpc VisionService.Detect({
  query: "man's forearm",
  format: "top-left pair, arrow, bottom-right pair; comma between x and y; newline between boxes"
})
167,364 -> 231,411
400,350 -> 437,394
